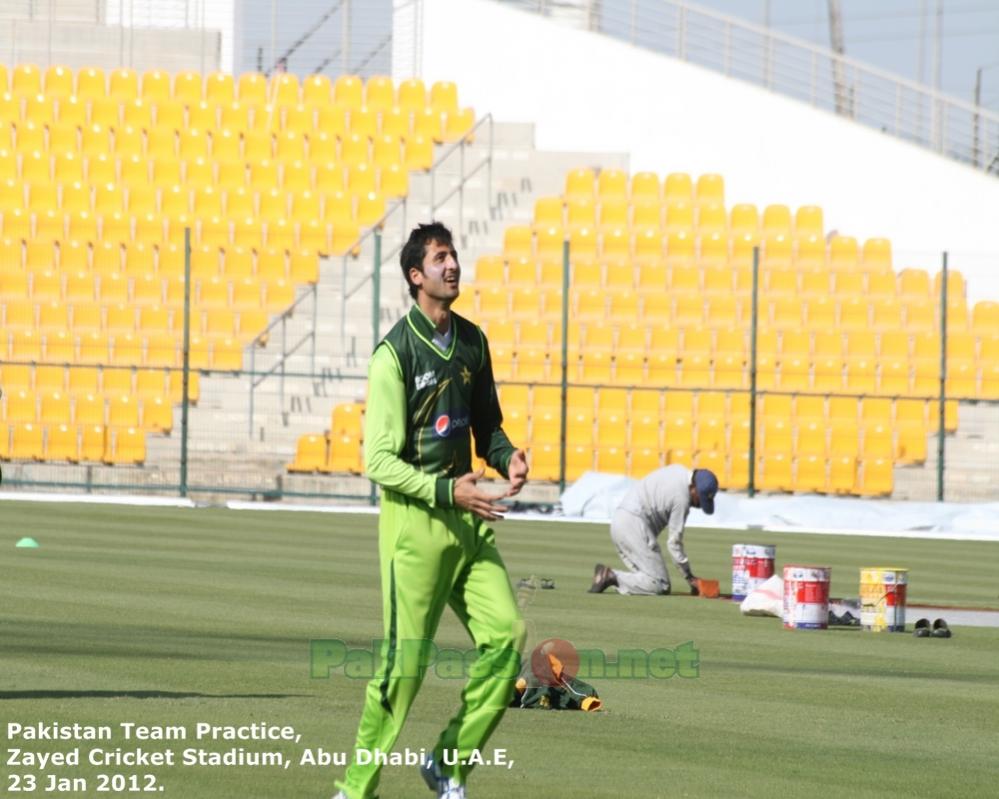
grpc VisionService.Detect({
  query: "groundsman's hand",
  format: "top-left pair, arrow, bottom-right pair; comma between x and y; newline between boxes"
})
453,469 -> 508,521
504,449 -> 529,497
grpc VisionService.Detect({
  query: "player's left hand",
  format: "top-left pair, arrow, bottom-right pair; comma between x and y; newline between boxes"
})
505,449 -> 529,497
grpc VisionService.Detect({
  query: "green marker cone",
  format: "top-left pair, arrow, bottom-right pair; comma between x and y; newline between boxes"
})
15,537 -> 40,548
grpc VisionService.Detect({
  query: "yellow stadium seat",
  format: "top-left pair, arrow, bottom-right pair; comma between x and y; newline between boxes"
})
593,445 -> 626,475
839,297 -> 870,331
795,233 -> 827,272
10,328 -> 43,361
11,421 -> 44,460
73,66 -> 105,99
794,453 -> 826,493
2,206 -> 30,239
38,300 -> 69,332
166,69 -> 202,105
793,205 -> 823,235
629,171 -> 660,203
762,231 -> 792,269
73,422 -> 103,461
0,365 -> 32,393
330,74 -> 361,110
807,355 -> 840,393
34,364 -> 65,393
878,358 -> 910,396
761,204 -> 792,236
5,389 -> 37,423
795,418 -> 826,457
861,419 -> 894,459
757,452 -> 792,492
664,201 -> 694,236
69,298 -> 101,332
138,304 -> 170,332
111,331 -> 142,366
206,72 -> 237,106
698,201 -> 728,234
971,300 -> 999,335
412,107 -> 443,142
564,167 -> 596,202
857,458 -> 893,496
427,80 -> 458,115
397,78 -> 427,112
724,202 -> 758,235
235,72 -> 267,106
138,69 -> 170,103
43,421 -> 77,461
871,298 -> 903,331
141,395 -> 172,432
833,270 -> 864,297
443,107 -> 475,142
104,425 -> 145,464
597,168 -> 628,202
862,237 -> 892,271
288,433 -> 327,473
269,73 -> 300,107
945,359 -> 976,398
824,454 -> 855,494
828,235 -> 859,270
296,73 -> 330,108
12,64 -> 42,98
660,172 -> 691,205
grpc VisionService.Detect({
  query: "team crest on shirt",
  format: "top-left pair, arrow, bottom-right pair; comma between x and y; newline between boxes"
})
415,370 -> 438,390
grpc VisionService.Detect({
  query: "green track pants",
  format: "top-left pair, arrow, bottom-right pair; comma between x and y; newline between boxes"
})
336,492 -> 526,799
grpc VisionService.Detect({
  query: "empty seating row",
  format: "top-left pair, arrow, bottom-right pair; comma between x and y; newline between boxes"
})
0,66 -> 466,119
0,421 -> 146,464
0,238 -> 318,281
0,363 -> 199,402
1,388 -> 173,431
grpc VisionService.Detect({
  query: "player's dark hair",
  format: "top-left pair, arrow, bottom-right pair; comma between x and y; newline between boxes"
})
400,221 -> 455,299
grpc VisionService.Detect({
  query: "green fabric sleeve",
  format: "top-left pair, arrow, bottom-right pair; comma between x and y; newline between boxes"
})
471,330 -> 517,478
363,344 -> 452,507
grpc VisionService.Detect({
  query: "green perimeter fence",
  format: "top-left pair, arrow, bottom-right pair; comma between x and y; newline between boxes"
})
1,232 -> 998,504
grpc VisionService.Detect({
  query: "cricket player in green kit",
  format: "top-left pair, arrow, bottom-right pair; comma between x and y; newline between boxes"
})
333,222 -> 529,799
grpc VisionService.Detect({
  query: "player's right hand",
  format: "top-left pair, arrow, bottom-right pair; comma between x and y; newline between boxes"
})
453,469 -> 509,521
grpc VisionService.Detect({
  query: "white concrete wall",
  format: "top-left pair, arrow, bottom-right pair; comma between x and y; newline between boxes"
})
105,0 -> 233,72
416,0 -> 999,302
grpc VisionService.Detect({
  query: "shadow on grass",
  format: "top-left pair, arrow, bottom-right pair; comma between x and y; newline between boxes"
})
0,690 -> 310,700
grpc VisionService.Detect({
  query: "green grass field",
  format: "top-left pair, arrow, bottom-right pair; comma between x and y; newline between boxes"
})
2,499 -> 998,798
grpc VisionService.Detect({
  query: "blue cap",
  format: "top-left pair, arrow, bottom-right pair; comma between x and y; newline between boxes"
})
693,469 -> 719,515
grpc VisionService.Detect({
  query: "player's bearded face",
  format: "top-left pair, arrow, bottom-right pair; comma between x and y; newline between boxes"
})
416,239 -> 461,302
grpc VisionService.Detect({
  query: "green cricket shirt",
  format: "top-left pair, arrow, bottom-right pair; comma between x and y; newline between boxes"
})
363,304 -> 516,508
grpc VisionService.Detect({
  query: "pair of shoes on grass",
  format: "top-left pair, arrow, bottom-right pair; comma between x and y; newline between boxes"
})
913,618 -> 952,638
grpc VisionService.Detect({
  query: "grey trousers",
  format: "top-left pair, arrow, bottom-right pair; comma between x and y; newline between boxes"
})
609,507 -> 671,595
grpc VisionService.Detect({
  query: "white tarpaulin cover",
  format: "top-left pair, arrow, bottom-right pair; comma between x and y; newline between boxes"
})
558,472 -> 999,541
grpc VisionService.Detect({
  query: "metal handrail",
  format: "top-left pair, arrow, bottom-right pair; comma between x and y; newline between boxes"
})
247,283 -> 318,435
497,0 -> 999,172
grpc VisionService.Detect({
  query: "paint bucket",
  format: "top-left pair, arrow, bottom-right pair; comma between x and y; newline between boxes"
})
731,544 -> 776,601
783,565 -> 831,630
859,568 -> 908,632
